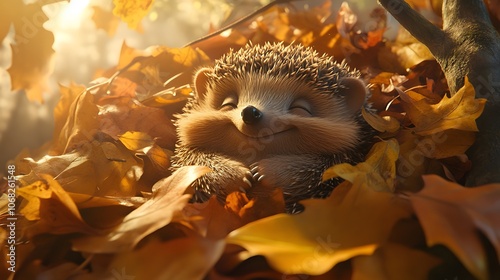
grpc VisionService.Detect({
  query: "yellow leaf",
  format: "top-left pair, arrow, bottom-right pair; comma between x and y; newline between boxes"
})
323,139 -> 399,192
362,107 -> 400,133
140,85 -> 193,107
8,2 -> 55,102
17,175 -> 96,236
112,0 -> 153,29
401,78 -> 486,136
118,131 -> 155,151
226,182 -> 412,275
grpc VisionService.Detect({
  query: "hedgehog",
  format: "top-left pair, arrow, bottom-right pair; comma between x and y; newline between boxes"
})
170,42 -> 374,213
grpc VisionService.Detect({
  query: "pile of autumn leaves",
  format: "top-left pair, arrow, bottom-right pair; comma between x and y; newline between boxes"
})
3,1 -> 500,279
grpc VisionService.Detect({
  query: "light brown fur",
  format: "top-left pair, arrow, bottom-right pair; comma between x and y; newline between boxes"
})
171,43 -> 374,212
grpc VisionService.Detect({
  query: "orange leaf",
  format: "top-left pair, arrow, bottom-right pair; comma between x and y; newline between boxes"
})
71,166 -> 210,253
408,175 -> 500,280
184,189 -> 284,239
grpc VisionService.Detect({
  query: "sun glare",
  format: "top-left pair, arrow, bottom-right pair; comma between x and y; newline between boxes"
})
59,0 -> 90,24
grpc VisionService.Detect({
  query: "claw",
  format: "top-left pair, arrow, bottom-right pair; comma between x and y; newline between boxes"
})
242,177 -> 252,190
245,170 -> 254,180
250,165 -> 259,173
253,172 -> 264,182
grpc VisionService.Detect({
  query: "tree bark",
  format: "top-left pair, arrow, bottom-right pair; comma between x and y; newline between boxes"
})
378,0 -> 500,186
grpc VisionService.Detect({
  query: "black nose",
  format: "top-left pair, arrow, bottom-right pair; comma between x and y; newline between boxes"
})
241,105 -> 263,124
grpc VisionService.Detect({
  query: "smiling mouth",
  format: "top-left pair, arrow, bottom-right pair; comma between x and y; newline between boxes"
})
240,128 -> 293,139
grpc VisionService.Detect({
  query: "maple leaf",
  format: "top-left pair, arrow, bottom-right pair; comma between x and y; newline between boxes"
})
91,6 -> 120,36
323,139 -> 399,192
8,1 -> 55,102
408,175 -> 500,280
112,0 -> 153,29
0,0 -> 22,42
17,175 -> 97,237
401,78 -> 486,136
226,181 -> 412,275
71,166 -> 210,253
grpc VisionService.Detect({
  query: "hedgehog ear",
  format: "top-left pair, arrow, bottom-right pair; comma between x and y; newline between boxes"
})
193,67 -> 213,101
338,77 -> 367,113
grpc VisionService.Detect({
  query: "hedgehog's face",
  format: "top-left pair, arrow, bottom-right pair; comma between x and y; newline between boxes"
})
176,68 -> 367,165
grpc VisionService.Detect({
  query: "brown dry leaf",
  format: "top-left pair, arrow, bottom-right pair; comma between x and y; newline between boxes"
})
8,2 -> 55,102
351,243 -> 442,280
226,181 -> 412,275
112,0 -> 153,29
408,175 -> 500,280
18,139 -> 142,197
396,128 -> 462,192
117,42 -> 152,70
98,98 -> 177,149
53,83 -> 86,143
71,166 -> 210,253
101,237 -> 225,280
323,139 -> 399,192
119,131 -> 171,171
17,175 -> 96,237
51,89 -> 99,154
92,6 -> 120,36
401,78 -> 486,136
35,263 -> 88,280
69,192 -> 145,209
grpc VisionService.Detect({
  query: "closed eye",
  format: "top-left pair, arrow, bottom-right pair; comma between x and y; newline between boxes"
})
220,96 -> 238,111
289,99 -> 313,116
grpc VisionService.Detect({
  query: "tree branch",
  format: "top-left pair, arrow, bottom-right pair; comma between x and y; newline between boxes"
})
379,0 -> 500,186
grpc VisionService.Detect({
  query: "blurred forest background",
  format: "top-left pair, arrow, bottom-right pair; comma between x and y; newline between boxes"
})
0,0 -> 287,169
